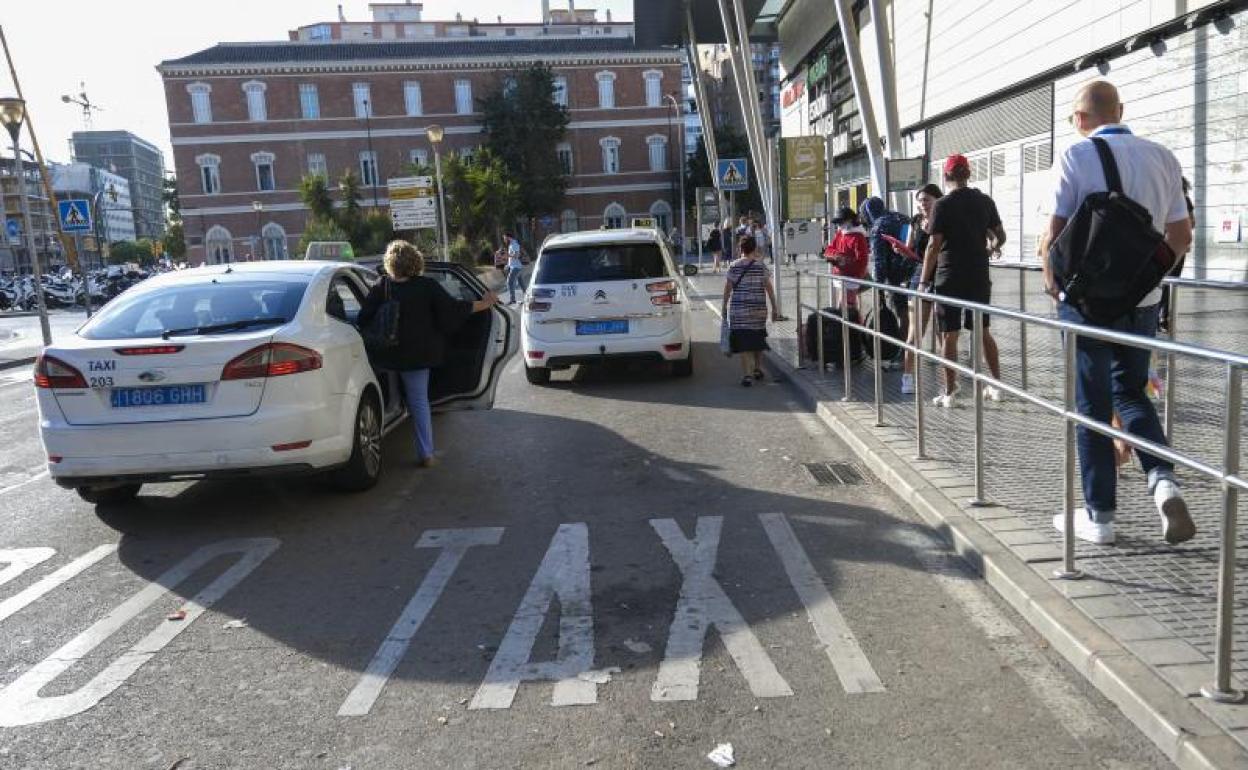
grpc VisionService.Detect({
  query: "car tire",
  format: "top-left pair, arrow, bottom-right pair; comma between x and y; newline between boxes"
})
77,483 -> 142,505
333,393 -> 383,492
525,366 -> 551,385
672,347 -> 694,377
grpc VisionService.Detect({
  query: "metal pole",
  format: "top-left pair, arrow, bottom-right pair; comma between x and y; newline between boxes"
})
830,0 -> 887,195
969,308 -> 988,507
1018,266 -> 1029,390
841,281 -> 852,400
1054,330 -> 1083,580
1202,364 -> 1244,703
873,285 -> 884,426
1164,284 -> 1179,441
867,0 -> 904,210
676,101 -> 687,262
433,146 -> 450,261
11,135 -> 51,345
363,99 -> 379,210
915,295 -> 927,459
815,274 -> 825,373
794,270 -> 804,368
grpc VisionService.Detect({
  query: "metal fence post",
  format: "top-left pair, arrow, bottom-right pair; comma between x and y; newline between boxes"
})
1164,283 -> 1179,442
1019,267 -> 1029,390
795,272 -> 804,368
841,280 -> 852,401
1202,364 -> 1244,703
969,308 -> 989,507
873,285 -> 884,427
915,295 -> 927,460
815,275 -> 826,374
1055,330 -> 1083,580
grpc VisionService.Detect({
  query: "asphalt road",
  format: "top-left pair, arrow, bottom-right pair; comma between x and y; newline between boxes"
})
0,300 -> 1172,769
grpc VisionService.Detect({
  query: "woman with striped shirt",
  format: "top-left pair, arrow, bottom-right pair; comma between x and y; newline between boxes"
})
722,235 -> 780,387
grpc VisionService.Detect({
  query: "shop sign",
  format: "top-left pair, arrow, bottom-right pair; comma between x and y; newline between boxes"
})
808,53 -> 829,84
807,94 -> 829,122
831,132 -> 850,156
781,77 -> 806,109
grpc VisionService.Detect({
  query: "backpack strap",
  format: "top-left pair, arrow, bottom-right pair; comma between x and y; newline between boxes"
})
1090,137 -> 1124,195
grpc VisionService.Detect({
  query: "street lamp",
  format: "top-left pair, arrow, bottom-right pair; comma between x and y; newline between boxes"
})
252,200 -> 263,260
663,93 -> 688,260
0,97 -> 51,346
426,124 -> 450,261
362,98 -> 379,210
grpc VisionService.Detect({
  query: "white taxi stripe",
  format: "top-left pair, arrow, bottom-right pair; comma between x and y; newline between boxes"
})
0,545 -> 117,625
339,528 -> 504,717
0,547 -> 55,588
758,513 -> 884,694
650,517 -> 793,701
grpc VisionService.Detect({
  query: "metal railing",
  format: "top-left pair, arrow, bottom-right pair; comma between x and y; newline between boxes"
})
793,270 -> 1248,702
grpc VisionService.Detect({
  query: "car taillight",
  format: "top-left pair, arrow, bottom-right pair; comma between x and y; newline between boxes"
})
527,300 -> 552,312
221,343 -> 323,381
115,345 -> 184,356
526,350 -> 545,360
646,280 -> 677,293
651,293 -> 679,306
33,355 -> 87,389
647,280 -> 680,306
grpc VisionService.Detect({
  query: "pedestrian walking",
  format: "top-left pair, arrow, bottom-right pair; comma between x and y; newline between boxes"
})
1042,80 -> 1195,545
504,231 -> 524,305
723,235 -> 781,387
751,218 -> 772,264
894,184 -> 943,395
860,196 -> 913,353
824,206 -> 869,311
358,241 -> 499,467
916,154 -> 1007,408
706,225 -> 724,273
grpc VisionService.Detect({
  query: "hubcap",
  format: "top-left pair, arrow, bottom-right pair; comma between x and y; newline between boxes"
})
359,401 -> 381,477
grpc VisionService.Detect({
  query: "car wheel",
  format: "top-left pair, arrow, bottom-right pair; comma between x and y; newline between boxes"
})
525,366 -> 551,385
77,483 -> 142,505
334,393 -> 383,492
672,347 -> 694,377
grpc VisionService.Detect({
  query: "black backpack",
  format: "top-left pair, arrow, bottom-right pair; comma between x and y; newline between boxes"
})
1048,137 -> 1178,325
359,279 -> 402,353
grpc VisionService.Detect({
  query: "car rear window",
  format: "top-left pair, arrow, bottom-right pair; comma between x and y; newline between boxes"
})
534,243 -> 668,284
79,279 -> 309,340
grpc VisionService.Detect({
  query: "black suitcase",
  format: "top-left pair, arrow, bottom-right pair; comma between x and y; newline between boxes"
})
862,305 -> 902,362
804,307 -> 863,368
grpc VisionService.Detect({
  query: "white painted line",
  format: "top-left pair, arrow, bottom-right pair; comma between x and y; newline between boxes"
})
0,547 -> 55,588
470,523 -> 597,709
758,513 -> 885,694
339,527 -> 504,717
891,526 -> 1114,744
0,470 -> 48,497
0,537 -> 280,726
649,517 -> 793,701
0,544 -> 117,624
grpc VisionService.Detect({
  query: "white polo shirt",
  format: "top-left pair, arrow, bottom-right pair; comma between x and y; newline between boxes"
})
1051,124 -> 1188,307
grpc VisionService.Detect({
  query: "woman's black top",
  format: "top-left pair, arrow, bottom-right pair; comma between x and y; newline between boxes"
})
358,276 -> 473,371
707,228 -> 723,252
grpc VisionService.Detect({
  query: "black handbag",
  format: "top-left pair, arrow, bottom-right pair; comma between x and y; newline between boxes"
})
360,279 -> 401,352
1048,137 -> 1177,325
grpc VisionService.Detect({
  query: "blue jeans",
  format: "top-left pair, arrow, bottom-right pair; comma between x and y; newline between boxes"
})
1058,302 -> 1175,522
398,369 -> 434,460
507,267 -> 523,303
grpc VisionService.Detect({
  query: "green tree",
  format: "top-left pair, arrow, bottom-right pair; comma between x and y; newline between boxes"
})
480,64 -> 570,220
467,148 -> 522,245
337,170 -> 366,244
161,176 -> 181,222
298,174 -> 336,222
162,222 -> 187,261
108,239 -> 154,266
684,126 -> 761,219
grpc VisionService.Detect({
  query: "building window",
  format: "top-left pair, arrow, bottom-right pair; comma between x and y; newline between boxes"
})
299,84 -> 320,119
205,225 -> 233,264
596,71 -> 616,109
560,208 -> 578,233
460,146 -> 476,165
647,135 -> 667,172
196,153 -> 221,194
359,150 -> 379,187
307,152 -> 327,178
409,148 -> 429,167
556,143 -> 573,175
187,83 -> 212,124
243,81 -> 267,122
455,79 -> 473,114
261,223 -> 287,260
604,202 -> 625,229
552,76 -> 568,107
353,83 -> 372,118
644,70 -> 663,108
403,81 -> 423,116
503,77 -> 518,97
251,152 -> 276,192
650,200 -> 672,232
599,137 -> 621,174
307,24 -> 331,41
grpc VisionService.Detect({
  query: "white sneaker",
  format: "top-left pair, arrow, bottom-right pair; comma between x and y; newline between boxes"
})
900,373 -> 915,395
1154,479 -> 1195,544
983,385 -> 1004,402
1052,509 -> 1116,545
932,388 -> 959,408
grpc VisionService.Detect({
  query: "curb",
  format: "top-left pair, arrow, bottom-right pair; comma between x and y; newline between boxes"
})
0,357 -> 35,372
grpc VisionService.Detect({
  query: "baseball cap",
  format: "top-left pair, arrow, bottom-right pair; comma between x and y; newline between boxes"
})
943,154 -> 970,176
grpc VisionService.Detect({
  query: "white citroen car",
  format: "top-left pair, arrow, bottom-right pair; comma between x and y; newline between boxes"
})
34,260 -> 516,504
521,228 -> 693,384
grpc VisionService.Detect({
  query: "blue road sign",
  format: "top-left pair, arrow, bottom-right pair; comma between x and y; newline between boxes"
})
58,199 -> 93,234
716,158 -> 749,191
4,219 -> 18,243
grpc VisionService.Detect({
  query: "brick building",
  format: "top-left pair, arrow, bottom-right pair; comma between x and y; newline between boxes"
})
158,27 -> 684,264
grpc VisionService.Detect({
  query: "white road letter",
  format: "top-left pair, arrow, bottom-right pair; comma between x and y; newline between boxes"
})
650,517 -> 793,701
470,523 -> 597,709
339,527 -> 504,716
0,537 -> 279,726
0,545 -> 117,625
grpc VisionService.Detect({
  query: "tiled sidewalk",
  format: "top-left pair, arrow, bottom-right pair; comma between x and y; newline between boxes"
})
691,263 -> 1248,751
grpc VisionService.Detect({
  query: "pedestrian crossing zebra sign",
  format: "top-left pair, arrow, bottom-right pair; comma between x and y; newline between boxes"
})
58,199 -> 93,234
716,159 -> 749,191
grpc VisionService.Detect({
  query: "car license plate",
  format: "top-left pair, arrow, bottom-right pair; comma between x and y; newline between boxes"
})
576,320 -> 629,335
110,384 -> 207,408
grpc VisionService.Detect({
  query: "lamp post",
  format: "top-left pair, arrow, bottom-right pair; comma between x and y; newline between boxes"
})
363,98 -> 379,209
663,93 -> 688,259
426,124 -> 450,261
0,97 -> 51,346
252,200 -> 263,260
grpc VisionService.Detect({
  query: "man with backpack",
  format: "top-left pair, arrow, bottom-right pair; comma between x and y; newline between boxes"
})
1043,80 -> 1194,546
860,196 -> 911,366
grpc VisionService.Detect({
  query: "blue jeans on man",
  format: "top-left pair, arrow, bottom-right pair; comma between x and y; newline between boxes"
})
507,266 -> 524,304
1057,302 -> 1176,523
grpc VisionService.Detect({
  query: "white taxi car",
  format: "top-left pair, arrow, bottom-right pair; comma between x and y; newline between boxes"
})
521,228 -> 693,384
34,260 -> 516,504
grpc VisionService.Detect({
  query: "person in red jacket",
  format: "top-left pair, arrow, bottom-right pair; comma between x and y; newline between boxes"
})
824,206 -> 869,309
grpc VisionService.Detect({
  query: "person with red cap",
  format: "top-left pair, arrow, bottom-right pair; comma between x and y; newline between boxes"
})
915,153 -> 1007,408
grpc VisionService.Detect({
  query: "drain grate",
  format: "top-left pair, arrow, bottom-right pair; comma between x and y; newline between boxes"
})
804,462 -> 865,486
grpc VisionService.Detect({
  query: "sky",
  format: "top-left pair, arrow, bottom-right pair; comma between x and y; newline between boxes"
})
0,0 -> 634,168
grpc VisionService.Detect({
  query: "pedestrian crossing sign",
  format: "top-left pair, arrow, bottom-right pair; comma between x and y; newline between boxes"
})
716,158 -> 749,191
58,199 -> 93,234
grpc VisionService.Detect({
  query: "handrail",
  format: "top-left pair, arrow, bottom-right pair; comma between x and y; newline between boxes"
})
988,260 -> 1248,292
794,269 -> 1246,702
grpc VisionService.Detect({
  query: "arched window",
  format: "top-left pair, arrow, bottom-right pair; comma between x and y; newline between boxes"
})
242,80 -> 267,122
599,136 -> 621,174
205,225 -> 233,265
595,71 -> 616,109
603,203 -> 626,229
643,70 -> 663,107
261,223 -> 287,260
186,83 -> 212,124
560,209 -> 578,233
649,200 -> 672,232
195,154 -> 221,195
646,135 -> 668,172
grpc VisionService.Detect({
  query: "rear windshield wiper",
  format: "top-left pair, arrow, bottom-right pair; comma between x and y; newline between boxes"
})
161,317 -> 287,339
